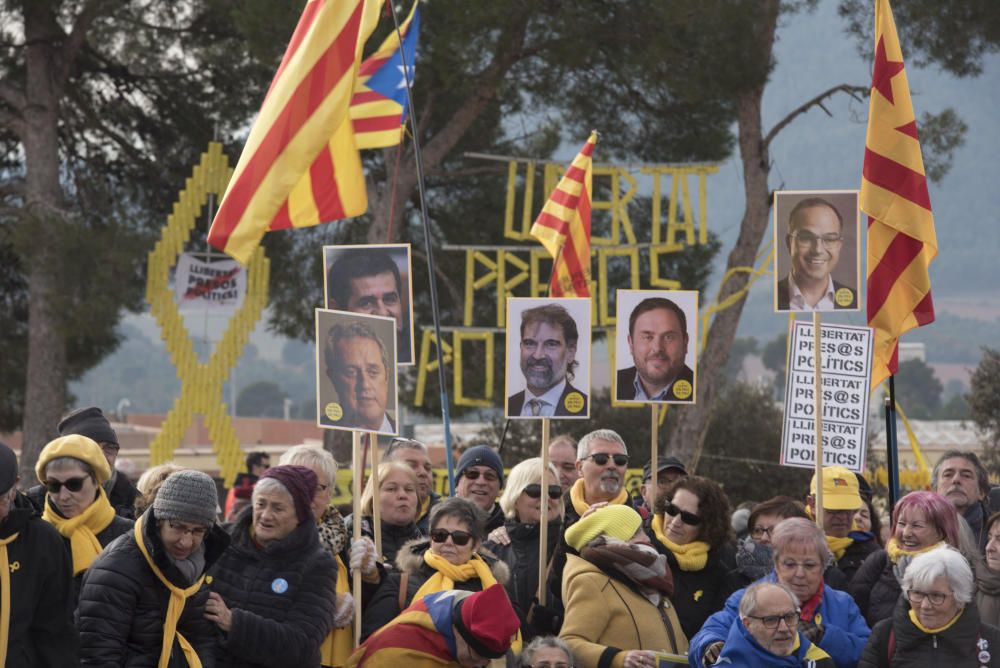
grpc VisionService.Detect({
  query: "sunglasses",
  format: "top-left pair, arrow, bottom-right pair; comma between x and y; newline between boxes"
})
46,476 -> 90,494
463,469 -> 499,483
523,484 -> 562,500
583,453 -> 629,467
663,501 -> 702,525
430,528 -> 474,546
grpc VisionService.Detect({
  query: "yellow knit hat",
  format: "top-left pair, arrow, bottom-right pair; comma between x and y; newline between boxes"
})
35,434 -> 112,485
565,505 -> 643,551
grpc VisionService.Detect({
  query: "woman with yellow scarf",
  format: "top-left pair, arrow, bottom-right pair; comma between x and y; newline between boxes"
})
35,434 -> 133,601
850,491 -> 974,627
361,497 -> 512,643
647,475 -> 736,640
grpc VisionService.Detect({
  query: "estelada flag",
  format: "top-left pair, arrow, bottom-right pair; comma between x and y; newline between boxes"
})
861,0 -> 937,390
208,0 -> 383,264
350,2 -> 420,149
530,132 -> 597,297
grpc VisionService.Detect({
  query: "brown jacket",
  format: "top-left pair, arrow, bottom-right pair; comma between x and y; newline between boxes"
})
560,554 -> 688,668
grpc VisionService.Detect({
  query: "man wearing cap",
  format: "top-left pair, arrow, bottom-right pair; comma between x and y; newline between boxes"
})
347,584 -> 521,668
59,406 -> 139,518
78,469 -> 230,666
805,466 -> 879,583
455,446 -> 506,533
634,456 -> 687,520
0,442 -> 79,666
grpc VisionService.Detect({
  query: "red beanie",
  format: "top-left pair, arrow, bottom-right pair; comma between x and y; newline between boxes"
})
260,465 -> 317,523
453,584 -> 520,659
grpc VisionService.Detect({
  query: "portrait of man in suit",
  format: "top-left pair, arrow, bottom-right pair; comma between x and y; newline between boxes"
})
615,293 -> 696,404
507,301 -> 589,419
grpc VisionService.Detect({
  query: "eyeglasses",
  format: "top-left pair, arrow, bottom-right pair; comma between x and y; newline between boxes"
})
750,526 -> 775,540
663,501 -> 702,525
523,484 -> 562,500
316,482 -> 330,492
747,610 -> 800,629
582,453 -> 629,467
162,521 -> 208,539
463,469 -> 499,483
777,559 -> 822,573
45,476 -> 90,494
386,437 -> 424,459
790,231 -> 843,248
430,529 -> 474,546
907,589 -> 950,606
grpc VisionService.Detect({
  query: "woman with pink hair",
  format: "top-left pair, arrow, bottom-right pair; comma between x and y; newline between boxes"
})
849,491 -> 966,626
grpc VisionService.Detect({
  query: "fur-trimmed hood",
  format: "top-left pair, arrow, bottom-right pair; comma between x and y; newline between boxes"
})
394,536 -> 510,585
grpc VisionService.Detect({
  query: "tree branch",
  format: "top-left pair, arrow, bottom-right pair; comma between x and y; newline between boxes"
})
0,106 -> 26,138
56,0 -> 110,87
0,80 -> 25,112
763,84 -> 869,150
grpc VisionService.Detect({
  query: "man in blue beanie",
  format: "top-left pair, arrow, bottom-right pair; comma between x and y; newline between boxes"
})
455,446 -> 505,532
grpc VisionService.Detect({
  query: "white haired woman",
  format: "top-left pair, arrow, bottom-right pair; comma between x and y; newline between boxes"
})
485,457 -> 564,640
519,635 -> 574,668
860,545 -> 1000,667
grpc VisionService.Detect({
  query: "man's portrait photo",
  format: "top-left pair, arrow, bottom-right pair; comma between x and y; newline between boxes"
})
614,290 -> 698,404
505,297 -> 591,420
315,309 -> 398,436
773,191 -> 860,313
323,244 -> 415,364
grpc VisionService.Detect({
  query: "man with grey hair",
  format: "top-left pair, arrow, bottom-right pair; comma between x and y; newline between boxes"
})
566,429 -> 632,525
384,437 -> 439,532
323,321 -> 395,432
933,450 -> 992,550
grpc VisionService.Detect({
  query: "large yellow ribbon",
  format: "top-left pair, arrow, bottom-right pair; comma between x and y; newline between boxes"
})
569,479 -> 629,517
42,486 -> 116,575
0,532 -> 20,666
133,516 -> 204,668
651,515 -> 709,571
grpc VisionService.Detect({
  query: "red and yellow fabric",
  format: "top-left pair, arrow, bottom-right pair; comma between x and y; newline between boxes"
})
861,0 -> 937,390
530,132 -> 597,297
208,0 -> 384,264
346,591 -> 461,668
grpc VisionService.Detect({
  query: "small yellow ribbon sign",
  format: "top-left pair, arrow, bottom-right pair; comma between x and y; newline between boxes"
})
145,142 -> 270,486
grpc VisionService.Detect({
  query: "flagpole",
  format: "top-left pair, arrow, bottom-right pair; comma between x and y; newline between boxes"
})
885,377 -> 901,507
388,1 -> 456,494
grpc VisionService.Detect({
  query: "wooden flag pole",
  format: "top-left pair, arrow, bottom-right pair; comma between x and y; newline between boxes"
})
650,405 -> 659,511
370,432 -> 382,561
351,431 -> 363,647
813,313 -> 825,530
539,418 -> 551,606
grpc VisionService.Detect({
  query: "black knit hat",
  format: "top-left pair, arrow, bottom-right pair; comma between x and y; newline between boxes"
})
58,407 -> 118,446
153,470 -> 219,527
0,442 -> 17,496
456,445 -> 504,486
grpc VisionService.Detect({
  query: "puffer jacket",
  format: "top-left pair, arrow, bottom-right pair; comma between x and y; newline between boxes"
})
360,537 -> 511,641
77,508 -> 230,667
849,549 -> 902,627
209,508 -> 339,668
715,615 -> 836,667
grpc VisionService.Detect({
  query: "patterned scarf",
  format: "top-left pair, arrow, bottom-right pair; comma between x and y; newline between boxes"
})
317,506 -> 348,557
735,535 -> 774,582
42,487 -> 116,575
580,537 -> 673,604
651,514 -> 710,571
569,479 -> 629,517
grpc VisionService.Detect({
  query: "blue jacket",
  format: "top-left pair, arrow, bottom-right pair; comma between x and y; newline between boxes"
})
689,573 -> 870,668
713,617 -> 835,667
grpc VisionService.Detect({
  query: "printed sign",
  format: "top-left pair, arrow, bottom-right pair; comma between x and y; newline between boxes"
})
174,253 -> 246,311
781,321 -> 874,473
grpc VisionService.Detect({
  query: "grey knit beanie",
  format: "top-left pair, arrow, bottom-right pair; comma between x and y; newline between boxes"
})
154,470 -> 219,527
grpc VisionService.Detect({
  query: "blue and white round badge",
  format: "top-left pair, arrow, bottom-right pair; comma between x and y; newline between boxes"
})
271,578 -> 289,594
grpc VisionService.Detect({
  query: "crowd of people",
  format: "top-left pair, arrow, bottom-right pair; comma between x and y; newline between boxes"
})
2,405 -> 1000,667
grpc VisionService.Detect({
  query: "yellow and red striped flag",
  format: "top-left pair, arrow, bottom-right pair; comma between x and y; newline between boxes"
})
530,132 -> 597,297
208,0 -> 383,264
861,0 -> 937,390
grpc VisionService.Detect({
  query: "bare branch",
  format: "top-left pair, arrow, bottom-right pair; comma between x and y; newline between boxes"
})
0,80 -> 25,111
763,84 -> 869,150
0,106 -> 26,137
56,0 -> 110,87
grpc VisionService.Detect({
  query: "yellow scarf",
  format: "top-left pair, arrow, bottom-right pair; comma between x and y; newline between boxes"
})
827,535 -> 854,560
414,552 -> 499,602
321,554 -> 353,667
42,486 -> 116,575
789,632 -> 833,661
0,532 -> 19,666
569,479 -> 629,517
133,516 -> 204,668
908,607 -> 963,634
886,538 -> 946,564
651,515 -> 709,571
418,496 -> 431,522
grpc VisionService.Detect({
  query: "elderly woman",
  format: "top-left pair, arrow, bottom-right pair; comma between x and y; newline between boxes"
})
485,457 -> 564,640
860,546 -> 1000,667
279,445 -> 354,668
850,491 -> 964,626
133,462 -> 186,516
78,470 -> 230,665
207,465 -> 338,667
560,504 -> 686,668
348,461 -> 424,568
690,518 -> 870,668
976,512 -> 1000,626
35,434 -> 133,599
519,636 -> 575,668
361,496 -> 510,642
647,475 -> 736,639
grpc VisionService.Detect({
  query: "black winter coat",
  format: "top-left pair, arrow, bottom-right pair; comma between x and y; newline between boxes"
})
838,537 -> 882,584
0,498 -> 79,667
77,508 -> 230,667
209,509 -> 339,668
860,597 -> 1000,667
850,550 -> 902,627
344,514 -> 423,567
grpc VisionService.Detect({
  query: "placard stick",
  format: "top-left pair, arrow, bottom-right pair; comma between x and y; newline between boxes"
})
370,432 -> 382,561
539,418 -> 551,606
813,313 -> 824,530
650,405 -> 659,511
351,431 -> 363,647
